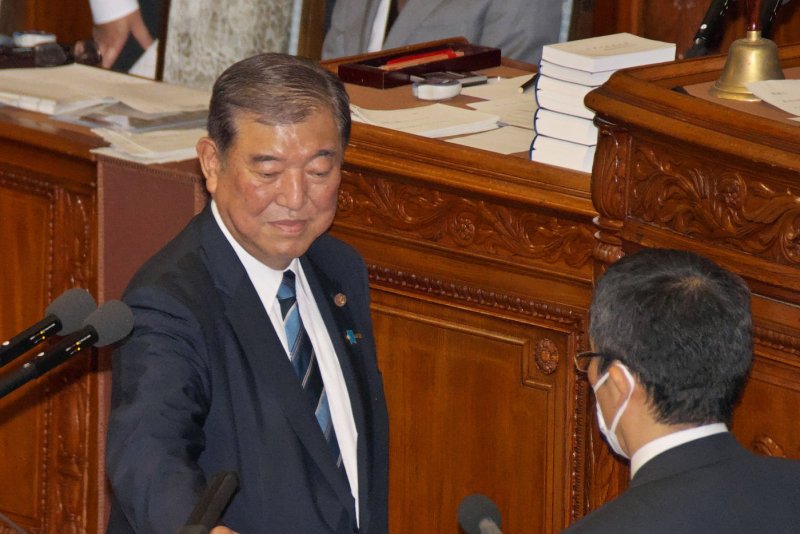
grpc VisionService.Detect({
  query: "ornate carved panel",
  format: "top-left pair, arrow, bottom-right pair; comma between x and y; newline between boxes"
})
338,169 -> 595,276
0,166 -> 95,534
627,140 -> 800,266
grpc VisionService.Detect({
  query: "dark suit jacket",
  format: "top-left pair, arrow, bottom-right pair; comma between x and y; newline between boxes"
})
105,206 -> 389,534
563,432 -> 800,533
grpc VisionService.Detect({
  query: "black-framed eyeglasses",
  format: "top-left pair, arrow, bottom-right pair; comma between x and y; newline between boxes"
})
574,351 -> 604,373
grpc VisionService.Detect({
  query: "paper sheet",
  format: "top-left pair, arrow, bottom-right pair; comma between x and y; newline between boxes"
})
0,64 -> 209,115
467,95 -> 537,129
461,75 -> 535,100
91,127 -> 206,164
350,103 -> 499,137
446,126 -> 533,155
747,79 -> 800,118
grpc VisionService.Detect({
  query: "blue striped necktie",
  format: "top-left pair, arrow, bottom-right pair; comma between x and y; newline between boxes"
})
277,270 -> 344,470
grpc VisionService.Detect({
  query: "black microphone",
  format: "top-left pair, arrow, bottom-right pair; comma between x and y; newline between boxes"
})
684,0 -> 735,58
177,471 -> 240,534
0,288 -> 97,367
0,300 -> 133,399
457,493 -> 503,534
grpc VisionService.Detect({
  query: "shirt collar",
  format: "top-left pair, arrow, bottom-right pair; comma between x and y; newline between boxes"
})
630,422 -> 728,479
210,200 -> 299,302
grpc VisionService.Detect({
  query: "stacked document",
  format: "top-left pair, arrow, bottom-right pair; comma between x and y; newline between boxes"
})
92,128 -> 206,164
0,64 -> 210,163
531,33 -> 676,173
350,103 -> 499,138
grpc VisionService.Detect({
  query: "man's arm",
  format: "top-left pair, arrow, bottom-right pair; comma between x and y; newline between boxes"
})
88,0 -> 153,68
106,286 -> 212,533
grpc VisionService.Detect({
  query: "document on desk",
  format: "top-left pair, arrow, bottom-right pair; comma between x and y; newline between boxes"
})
747,80 -> 800,120
446,126 -> 534,155
467,94 -> 537,129
461,74 -> 535,100
350,103 -> 499,137
91,127 -> 206,164
0,64 -> 209,115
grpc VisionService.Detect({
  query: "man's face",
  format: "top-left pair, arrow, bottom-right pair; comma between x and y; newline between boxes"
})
198,109 -> 343,270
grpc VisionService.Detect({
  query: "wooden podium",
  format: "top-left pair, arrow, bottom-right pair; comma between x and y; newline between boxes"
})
1,43 -> 800,533
585,42 -> 800,506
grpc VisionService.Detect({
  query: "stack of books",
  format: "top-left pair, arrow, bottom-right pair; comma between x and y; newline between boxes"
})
530,33 -> 676,173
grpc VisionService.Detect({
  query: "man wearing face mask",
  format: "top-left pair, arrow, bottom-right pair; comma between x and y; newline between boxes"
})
565,248 -> 800,534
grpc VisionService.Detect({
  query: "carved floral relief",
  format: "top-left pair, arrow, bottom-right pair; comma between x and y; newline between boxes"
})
628,145 -> 800,265
338,171 -> 595,271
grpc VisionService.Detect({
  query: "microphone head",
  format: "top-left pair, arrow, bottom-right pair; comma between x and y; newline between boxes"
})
83,300 -> 134,347
46,288 -> 97,335
457,493 -> 501,534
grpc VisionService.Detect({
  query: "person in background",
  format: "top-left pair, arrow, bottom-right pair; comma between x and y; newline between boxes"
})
88,0 -> 159,72
564,248 -> 800,533
322,0 -> 563,64
104,52 -> 389,534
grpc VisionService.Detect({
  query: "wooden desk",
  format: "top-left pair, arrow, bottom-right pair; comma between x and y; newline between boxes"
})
0,108 -> 205,533
0,51 -> 599,532
323,53 -> 597,533
586,43 -> 800,503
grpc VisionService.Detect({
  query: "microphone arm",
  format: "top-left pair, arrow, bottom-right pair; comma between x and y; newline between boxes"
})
0,300 -> 132,400
0,288 -> 96,367
177,471 -> 240,534
0,329 -> 95,399
684,0 -> 736,58
761,0 -> 789,38
0,315 -> 63,367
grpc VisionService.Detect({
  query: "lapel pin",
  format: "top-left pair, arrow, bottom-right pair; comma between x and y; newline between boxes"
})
345,329 -> 362,345
334,293 -> 347,307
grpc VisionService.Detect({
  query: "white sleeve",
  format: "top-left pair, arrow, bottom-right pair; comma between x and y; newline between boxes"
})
89,0 -> 140,24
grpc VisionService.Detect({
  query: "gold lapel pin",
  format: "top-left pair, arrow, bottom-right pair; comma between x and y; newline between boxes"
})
334,293 -> 347,307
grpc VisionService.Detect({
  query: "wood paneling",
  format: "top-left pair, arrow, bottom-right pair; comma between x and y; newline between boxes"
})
321,53 -> 598,531
586,42 -> 800,507
0,146 -> 97,533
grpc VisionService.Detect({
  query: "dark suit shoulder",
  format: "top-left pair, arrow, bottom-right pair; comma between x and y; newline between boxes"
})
307,233 -> 368,287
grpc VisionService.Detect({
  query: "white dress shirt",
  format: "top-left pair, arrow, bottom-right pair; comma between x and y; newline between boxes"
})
211,201 -> 360,523
89,0 -> 140,24
630,423 -> 729,479
366,0 -> 392,52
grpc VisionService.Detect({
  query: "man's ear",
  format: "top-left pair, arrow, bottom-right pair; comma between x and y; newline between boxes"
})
196,137 -> 222,196
605,364 -> 636,408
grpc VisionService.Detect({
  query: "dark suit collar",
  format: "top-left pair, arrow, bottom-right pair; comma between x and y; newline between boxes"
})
631,432 -> 744,488
197,207 -> 360,530
301,253 -> 374,533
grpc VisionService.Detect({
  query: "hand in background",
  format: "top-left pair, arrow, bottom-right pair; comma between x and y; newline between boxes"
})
93,8 -> 154,68
210,527 -> 238,534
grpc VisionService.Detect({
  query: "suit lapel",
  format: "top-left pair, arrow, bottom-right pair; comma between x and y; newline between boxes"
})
302,255 -> 373,532
198,210 -> 355,530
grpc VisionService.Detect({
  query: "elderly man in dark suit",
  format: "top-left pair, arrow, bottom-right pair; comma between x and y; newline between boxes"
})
565,248 -> 800,533
105,53 -> 389,534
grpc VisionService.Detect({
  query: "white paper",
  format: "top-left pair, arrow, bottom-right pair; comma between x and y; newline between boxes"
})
461,75 -> 535,100
747,79 -> 800,117
0,64 -> 209,115
446,126 -> 533,155
350,103 -> 499,137
91,127 -> 206,164
467,95 -> 536,129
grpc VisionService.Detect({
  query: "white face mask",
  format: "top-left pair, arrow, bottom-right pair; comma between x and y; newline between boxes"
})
592,363 -> 635,460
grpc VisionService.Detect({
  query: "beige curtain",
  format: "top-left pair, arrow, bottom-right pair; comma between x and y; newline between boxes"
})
163,0 -> 296,90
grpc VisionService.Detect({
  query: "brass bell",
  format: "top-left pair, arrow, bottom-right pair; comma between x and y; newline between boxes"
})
710,30 -> 784,102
